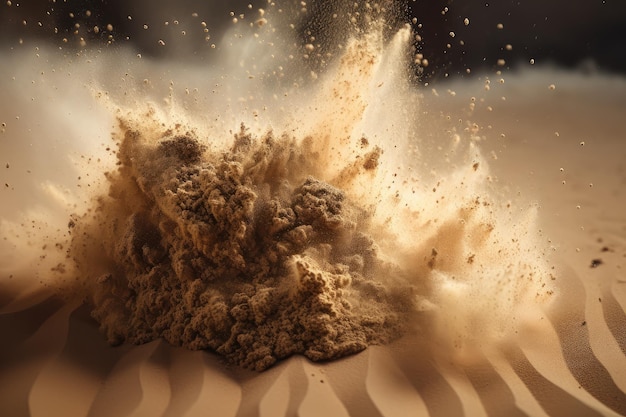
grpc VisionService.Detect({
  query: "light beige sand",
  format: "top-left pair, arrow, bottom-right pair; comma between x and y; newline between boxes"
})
1,68 -> 625,417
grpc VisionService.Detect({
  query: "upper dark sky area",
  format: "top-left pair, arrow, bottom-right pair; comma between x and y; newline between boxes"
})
1,0 -> 625,81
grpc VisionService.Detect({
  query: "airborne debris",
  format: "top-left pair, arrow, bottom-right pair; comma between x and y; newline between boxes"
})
71,122 -> 413,371
590,258 -> 603,268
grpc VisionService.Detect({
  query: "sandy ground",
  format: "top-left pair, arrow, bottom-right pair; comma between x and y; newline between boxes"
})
1,62 -> 625,416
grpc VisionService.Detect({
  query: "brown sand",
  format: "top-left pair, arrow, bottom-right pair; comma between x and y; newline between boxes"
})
1,68 -> 625,417
71,120 -> 411,371
1,3 -> 626,415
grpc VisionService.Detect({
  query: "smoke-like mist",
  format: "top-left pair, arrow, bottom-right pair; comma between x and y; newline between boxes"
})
1,3 -> 555,369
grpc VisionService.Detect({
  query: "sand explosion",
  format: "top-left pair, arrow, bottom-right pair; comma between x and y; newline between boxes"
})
71,117 -> 414,370
4,3 -> 626,416
3,3 -> 555,371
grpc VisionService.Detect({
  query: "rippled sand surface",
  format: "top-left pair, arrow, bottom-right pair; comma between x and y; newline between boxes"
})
1,68 -> 625,417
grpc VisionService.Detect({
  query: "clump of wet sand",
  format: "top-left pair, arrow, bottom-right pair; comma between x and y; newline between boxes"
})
70,118 -> 414,371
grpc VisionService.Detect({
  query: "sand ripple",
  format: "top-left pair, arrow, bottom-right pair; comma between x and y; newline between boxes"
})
1,266 -> 625,417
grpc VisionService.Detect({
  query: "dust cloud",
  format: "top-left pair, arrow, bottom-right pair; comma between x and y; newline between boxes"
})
1,2 -> 555,369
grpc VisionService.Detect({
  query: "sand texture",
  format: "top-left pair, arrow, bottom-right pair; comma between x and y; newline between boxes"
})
2,69 -> 626,417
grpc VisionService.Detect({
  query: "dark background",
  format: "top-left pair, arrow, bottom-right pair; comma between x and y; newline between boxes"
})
407,0 -> 626,80
1,0 -> 625,81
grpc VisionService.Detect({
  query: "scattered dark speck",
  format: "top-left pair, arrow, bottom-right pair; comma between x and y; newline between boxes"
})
590,259 -> 603,268
581,321 -> 586,326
